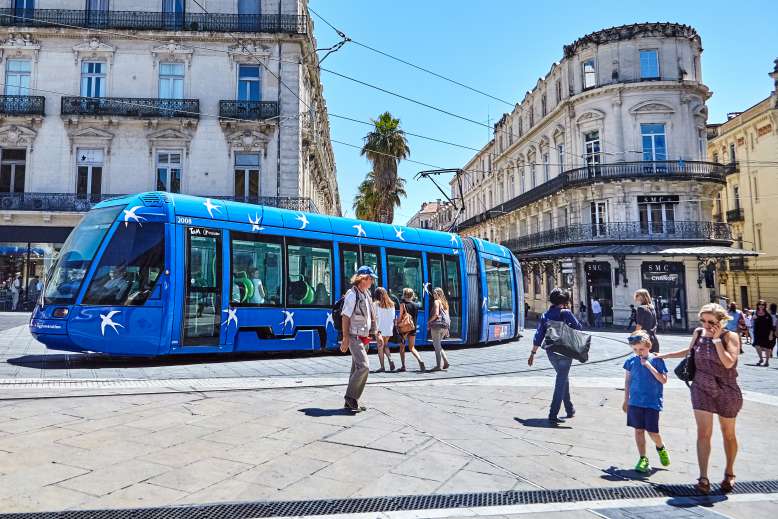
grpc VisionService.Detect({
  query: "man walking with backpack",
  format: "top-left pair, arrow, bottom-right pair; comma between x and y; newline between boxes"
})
339,266 -> 379,413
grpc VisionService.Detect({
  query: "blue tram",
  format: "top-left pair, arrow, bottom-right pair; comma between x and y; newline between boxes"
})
30,192 -> 524,356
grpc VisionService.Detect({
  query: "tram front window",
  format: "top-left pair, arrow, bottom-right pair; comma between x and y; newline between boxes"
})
83,223 -> 165,306
43,205 -> 123,305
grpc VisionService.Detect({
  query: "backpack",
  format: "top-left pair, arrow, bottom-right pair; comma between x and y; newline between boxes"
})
397,302 -> 415,334
332,287 -> 364,338
331,289 -> 350,338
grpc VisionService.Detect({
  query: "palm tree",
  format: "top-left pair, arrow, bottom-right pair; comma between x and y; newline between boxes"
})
353,173 -> 380,221
353,171 -> 407,222
360,112 -> 410,223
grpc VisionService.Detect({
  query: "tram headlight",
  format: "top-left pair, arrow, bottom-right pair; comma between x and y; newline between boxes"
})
52,307 -> 69,318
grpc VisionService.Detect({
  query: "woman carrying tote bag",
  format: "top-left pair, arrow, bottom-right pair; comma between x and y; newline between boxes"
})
528,288 -> 583,424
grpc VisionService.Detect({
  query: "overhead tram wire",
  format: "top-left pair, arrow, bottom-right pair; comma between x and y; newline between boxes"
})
0,11 -> 592,166
307,6 -> 515,107
9,14 -> 778,186
14,12 -> 772,174
319,67 -> 600,164
0,12 -> 485,156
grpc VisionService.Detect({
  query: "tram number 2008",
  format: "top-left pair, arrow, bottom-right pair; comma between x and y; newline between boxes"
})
176,216 -> 192,225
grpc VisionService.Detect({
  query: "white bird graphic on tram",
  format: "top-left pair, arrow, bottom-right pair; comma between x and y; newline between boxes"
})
99,311 -> 124,336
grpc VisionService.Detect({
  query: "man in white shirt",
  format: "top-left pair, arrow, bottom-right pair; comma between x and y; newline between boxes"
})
590,297 -> 603,328
340,266 -> 379,413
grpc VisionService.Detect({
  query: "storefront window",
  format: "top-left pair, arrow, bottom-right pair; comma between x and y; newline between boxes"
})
641,262 -> 687,330
44,206 -> 122,305
0,242 -> 61,311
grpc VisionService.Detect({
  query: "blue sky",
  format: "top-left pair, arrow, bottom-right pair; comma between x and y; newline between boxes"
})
309,0 -> 777,224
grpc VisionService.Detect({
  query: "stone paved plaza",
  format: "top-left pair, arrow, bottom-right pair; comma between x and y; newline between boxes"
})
0,318 -> 776,517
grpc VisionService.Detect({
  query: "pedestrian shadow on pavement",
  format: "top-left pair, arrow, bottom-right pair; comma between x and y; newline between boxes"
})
514,417 -> 572,429
601,465 -> 668,482
666,495 -> 728,508
299,407 -> 356,417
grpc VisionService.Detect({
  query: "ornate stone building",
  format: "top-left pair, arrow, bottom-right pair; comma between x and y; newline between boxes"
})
707,60 -> 778,308
0,0 -> 340,309
453,23 -> 752,329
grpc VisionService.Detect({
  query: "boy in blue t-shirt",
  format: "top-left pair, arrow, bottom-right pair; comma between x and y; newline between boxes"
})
623,330 -> 670,473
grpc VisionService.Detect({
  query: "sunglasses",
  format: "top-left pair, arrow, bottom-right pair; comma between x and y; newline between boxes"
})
699,318 -> 718,326
627,335 -> 644,344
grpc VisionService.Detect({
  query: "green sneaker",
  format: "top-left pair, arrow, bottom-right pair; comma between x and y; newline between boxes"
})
635,456 -> 651,473
657,446 -> 670,467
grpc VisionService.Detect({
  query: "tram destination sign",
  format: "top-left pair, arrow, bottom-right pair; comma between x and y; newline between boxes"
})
188,227 -> 221,238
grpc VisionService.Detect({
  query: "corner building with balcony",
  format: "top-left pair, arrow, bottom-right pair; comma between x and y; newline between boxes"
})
0,0 -> 340,310
707,60 -> 778,308
453,23 -> 753,330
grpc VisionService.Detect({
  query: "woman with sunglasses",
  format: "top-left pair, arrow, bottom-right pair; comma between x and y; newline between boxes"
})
752,300 -> 773,367
656,303 -> 741,495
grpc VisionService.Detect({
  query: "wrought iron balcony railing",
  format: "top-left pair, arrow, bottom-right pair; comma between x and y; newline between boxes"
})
457,160 -> 728,231
0,192 -> 319,214
61,97 -> 199,118
726,207 -> 745,222
726,161 -> 739,175
219,101 -> 279,121
0,192 -> 126,212
0,95 -> 45,116
0,9 -> 306,34
501,220 -> 733,253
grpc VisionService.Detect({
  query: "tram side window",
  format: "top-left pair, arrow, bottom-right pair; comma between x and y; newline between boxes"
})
387,251 -> 423,306
231,232 -> 282,306
83,222 -> 165,306
485,259 -> 513,312
287,239 -> 332,306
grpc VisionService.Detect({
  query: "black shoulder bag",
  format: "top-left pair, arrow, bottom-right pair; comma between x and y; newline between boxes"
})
674,330 -> 699,387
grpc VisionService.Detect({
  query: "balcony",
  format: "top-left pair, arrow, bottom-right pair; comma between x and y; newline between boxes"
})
502,221 -> 733,253
0,192 -> 319,214
0,9 -> 306,34
726,207 -> 745,222
0,192 -> 125,212
0,95 -> 45,116
61,97 -> 199,119
219,101 -> 279,121
726,161 -> 739,175
457,160 -> 728,231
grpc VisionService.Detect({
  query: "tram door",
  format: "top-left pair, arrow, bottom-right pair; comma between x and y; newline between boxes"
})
427,253 -> 462,338
182,227 -> 223,346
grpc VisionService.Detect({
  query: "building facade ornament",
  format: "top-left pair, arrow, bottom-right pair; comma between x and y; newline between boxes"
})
64,126 -> 115,156
150,41 -> 194,68
0,33 -> 41,62
146,127 -> 193,156
72,38 -> 116,65
0,124 -> 37,149
227,42 -> 273,68
226,129 -> 272,157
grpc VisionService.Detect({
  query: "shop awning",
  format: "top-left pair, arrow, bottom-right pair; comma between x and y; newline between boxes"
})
521,244 -> 759,259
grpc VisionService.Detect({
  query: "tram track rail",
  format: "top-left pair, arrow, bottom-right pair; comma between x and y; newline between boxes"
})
0,333 -> 630,401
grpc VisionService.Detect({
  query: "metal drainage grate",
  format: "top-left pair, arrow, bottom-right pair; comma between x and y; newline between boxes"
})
2,480 -> 777,519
